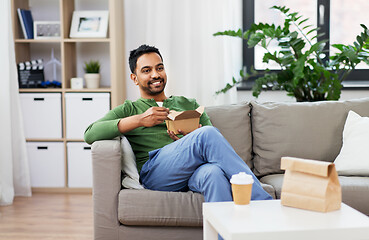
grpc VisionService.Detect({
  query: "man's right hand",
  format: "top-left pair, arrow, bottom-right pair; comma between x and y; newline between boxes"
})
139,107 -> 169,127
118,107 -> 169,134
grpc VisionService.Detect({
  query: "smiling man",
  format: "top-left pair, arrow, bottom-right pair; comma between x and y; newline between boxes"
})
131,50 -> 166,98
84,44 -> 272,202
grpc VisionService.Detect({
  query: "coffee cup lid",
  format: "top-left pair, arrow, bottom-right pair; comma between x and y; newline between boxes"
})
230,172 -> 254,185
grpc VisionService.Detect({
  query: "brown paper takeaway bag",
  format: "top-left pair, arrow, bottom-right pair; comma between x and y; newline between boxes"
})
280,157 -> 342,212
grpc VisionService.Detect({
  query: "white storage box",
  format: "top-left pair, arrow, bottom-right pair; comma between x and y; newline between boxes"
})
65,93 -> 110,139
27,142 -> 65,187
67,142 -> 92,188
20,93 -> 62,139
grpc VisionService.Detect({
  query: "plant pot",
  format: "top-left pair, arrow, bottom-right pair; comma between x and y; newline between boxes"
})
84,73 -> 100,89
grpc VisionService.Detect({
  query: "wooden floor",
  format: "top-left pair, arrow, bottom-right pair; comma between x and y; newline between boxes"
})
0,193 -> 93,240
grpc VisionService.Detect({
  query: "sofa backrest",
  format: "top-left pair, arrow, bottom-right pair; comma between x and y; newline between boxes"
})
251,98 -> 369,177
205,103 -> 253,169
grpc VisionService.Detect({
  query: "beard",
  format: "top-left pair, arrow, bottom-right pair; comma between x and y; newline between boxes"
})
140,78 -> 166,96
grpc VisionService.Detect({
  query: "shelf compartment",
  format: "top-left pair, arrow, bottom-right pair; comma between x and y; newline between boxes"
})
19,88 -> 63,92
26,138 -> 64,142
67,142 -> 93,188
20,92 -> 63,139
15,39 -> 62,43
64,38 -> 110,43
65,92 -> 110,139
27,142 -> 65,188
64,88 -> 111,92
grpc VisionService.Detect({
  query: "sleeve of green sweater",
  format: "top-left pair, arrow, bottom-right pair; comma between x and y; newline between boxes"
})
84,101 -> 132,144
193,100 -> 213,126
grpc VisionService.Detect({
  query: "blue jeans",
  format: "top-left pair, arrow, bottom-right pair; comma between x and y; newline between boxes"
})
140,126 -> 272,202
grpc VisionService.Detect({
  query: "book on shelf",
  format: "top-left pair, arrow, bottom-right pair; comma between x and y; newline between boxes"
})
17,8 -> 34,39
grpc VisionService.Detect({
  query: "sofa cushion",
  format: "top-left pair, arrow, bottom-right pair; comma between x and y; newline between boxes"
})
260,174 -> 284,199
261,174 -> 369,216
118,184 -> 275,227
120,136 -> 144,189
334,111 -> 369,176
206,103 -> 253,168
339,176 -> 369,216
251,98 -> 369,177
260,182 -> 276,199
118,189 -> 204,227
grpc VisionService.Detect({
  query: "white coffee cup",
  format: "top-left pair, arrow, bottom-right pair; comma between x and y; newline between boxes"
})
230,172 -> 254,205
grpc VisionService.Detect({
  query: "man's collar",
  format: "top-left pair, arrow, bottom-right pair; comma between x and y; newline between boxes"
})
139,96 -> 173,102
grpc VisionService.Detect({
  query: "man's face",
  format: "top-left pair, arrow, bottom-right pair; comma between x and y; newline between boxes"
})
131,52 -> 167,97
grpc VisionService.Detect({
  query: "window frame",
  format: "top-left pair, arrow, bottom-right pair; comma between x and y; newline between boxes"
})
238,0 -> 369,91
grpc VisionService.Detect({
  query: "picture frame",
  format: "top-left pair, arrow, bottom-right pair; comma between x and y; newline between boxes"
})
69,11 -> 109,38
34,21 -> 61,39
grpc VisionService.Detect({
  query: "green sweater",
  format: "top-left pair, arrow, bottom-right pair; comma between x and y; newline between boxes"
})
84,96 -> 212,172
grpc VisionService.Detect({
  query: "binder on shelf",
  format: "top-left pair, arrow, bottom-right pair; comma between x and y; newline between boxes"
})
17,8 -> 34,39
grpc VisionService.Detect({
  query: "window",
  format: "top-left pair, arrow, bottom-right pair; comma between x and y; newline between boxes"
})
330,0 -> 369,69
240,0 -> 369,90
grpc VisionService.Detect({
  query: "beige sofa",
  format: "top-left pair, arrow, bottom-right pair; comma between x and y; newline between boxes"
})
91,98 -> 369,240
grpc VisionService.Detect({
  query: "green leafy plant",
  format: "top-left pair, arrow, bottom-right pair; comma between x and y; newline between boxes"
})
214,6 -> 369,102
83,60 -> 100,73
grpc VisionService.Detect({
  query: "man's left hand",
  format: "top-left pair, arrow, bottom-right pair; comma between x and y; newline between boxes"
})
167,129 -> 183,141
167,124 -> 202,141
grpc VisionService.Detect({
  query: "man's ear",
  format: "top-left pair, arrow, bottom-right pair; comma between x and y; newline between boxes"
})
130,73 -> 139,85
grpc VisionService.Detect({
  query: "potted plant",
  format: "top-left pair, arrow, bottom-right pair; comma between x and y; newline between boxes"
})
214,6 -> 369,102
84,60 -> 101,89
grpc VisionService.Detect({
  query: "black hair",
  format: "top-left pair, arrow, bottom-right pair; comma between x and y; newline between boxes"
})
129,44 -> 163,73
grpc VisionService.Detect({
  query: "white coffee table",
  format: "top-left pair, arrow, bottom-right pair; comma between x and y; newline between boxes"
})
203,200 -> 369,240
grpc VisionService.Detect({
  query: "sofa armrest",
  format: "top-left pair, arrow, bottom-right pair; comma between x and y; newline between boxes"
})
92,139 -> 122,239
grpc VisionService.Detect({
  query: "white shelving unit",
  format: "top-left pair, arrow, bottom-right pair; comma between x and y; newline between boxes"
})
11,0 -> 126,192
